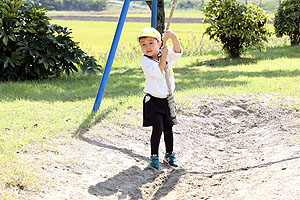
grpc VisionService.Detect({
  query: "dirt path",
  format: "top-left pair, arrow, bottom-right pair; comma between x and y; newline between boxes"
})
49,16 -> 204,23
24,96 -> 300,200
48,16 -> 274,24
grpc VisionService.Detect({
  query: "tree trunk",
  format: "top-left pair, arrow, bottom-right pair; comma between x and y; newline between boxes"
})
145,0 -> 165,34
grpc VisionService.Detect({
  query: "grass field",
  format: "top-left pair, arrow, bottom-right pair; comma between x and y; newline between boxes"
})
51,20 -> 210,52
50,20 -> 287,65
1,17 -> 299,198
1,46 -> 300,155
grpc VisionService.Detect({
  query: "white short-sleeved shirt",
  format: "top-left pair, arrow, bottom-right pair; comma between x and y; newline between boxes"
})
141,46 -> 182,98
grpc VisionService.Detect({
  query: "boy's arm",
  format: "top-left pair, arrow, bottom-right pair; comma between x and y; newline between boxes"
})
162,29 -> 182,53
171,35 -> 181,53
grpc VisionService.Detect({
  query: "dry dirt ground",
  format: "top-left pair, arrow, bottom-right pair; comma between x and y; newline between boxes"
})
49,16 -> 274,24
22,96 -> 300,200
49,16 -> 204,23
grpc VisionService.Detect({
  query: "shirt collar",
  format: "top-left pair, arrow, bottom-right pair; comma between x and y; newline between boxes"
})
144,51 -> 161,63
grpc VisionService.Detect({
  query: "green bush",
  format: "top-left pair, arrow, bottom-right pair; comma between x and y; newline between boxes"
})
0,0 -> 101,81
274,0 -> 300,46
203,0 -> 270,58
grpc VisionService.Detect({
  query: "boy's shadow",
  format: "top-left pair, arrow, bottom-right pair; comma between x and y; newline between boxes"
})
81,136 -> 186,200
88,165 -> 147,199
88,165 -> 186,200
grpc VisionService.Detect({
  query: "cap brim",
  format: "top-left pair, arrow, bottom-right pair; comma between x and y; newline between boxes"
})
137,34 -> 160,41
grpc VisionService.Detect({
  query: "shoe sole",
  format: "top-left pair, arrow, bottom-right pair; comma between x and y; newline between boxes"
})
148,164 -> 159,170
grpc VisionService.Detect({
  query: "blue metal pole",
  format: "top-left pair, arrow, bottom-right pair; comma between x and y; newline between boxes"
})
151,0 -> 157,28
92,0 -> 130,113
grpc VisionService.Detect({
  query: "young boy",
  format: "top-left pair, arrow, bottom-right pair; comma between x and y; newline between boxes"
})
137,27 -> 182,169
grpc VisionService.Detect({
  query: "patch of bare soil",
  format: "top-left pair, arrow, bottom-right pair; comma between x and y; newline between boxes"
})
23,96 -> 300,200
48,16 -> 274,24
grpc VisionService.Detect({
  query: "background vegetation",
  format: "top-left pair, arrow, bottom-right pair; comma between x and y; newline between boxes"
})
26,0 -> 282,13
274,0 -> 300,46
35,0 -> 108,11
134,0 -> 281,13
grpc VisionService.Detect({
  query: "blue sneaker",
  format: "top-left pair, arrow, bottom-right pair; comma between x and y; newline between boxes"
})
164,152 -> 178,167
149,155 -> 159,169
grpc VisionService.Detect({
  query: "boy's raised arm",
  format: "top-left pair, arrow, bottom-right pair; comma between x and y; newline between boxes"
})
162,29 -> 182,53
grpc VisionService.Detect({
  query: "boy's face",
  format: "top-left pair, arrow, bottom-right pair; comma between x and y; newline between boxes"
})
139,36 -> 162,58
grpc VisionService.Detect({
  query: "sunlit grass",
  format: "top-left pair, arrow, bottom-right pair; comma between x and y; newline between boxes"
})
176,56 -> 300,97
1,46 -> 300,153
50,20 -> 290,70
51,20 -> 288,57
51,20 -> 209,52
0,154 -> 37,199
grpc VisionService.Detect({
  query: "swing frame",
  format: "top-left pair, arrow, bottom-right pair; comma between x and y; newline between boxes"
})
92,0 -> 158,113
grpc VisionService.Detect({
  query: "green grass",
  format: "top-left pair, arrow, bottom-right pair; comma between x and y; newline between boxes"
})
175,48 -> 300,98
51,20 -> 209,52
50,21 -> 288,67
0,155 -> 37,199
1,46 -> 300,149
1,45 -> 300,154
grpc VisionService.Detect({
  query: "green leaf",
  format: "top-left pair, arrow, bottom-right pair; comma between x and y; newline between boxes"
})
4,59 -> 9,68
8,34 -> 16,42
28,27 -> 36,33
43,62 -> 49,70
3,36 -> 8,46
2,3 -> 10,11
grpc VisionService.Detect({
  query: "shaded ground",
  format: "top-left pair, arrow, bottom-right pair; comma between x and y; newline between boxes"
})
20,96 -> 300,199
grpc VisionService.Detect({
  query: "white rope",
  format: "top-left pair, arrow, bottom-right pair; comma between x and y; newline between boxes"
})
162,0 -> 178,118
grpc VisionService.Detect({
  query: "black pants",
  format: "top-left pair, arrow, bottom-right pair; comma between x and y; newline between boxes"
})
143,94 -> 176,155
143,94 -> 177,127
151,123 -> 173,155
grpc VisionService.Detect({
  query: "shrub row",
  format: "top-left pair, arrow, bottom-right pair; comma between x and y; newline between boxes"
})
165,0 -> 205,10
35,0 -> 108,11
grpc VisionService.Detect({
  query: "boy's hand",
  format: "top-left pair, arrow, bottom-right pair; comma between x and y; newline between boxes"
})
162,28 -> 182,54
162,29 -> 177,42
